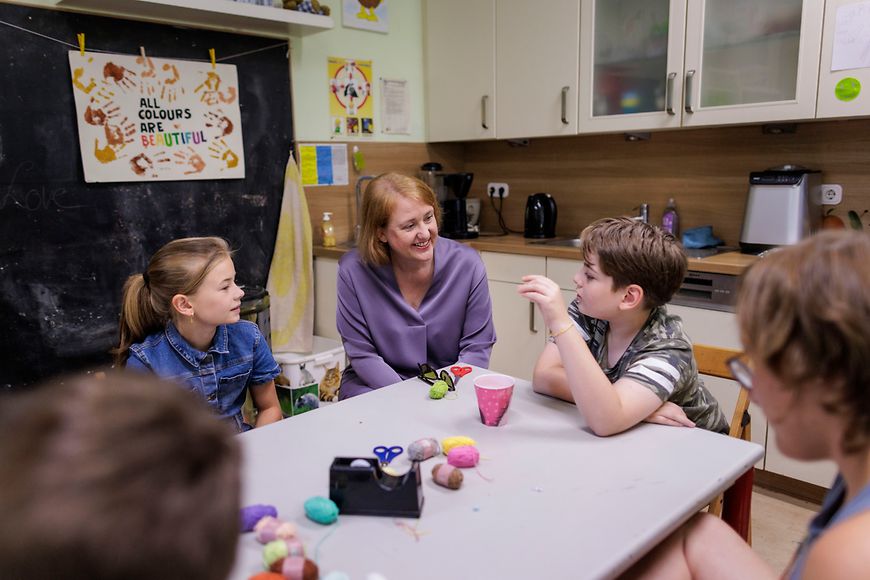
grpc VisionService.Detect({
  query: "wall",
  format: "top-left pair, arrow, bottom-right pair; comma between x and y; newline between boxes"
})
289,0 -> 426,142
288,0 -> 442,243
304,141 -> 463,245
464,118 -> 870,245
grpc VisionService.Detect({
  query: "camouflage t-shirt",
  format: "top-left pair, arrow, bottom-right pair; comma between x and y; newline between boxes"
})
562,300 -> 729,433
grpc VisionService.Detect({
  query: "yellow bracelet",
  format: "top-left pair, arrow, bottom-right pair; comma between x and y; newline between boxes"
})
549,323 -> 574,339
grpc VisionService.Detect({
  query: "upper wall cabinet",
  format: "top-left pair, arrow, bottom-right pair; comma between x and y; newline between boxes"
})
578,0 -> 824,133
495,0 -> 581,139
425,0 -> 496,142
578,0 -> 687,133
817,0 -> 870,119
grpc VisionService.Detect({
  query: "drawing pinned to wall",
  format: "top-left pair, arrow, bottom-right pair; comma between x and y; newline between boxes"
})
68,50 -> 245,182
343,0 -> 388,33
328,56 -> 374,138
299,143 -> 349,186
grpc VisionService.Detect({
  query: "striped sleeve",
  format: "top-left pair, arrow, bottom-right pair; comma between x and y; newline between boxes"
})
624,356 -> 682,399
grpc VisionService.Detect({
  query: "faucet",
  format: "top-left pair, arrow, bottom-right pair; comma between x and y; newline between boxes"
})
353,175 -> 376,245
632,203 -> 650,224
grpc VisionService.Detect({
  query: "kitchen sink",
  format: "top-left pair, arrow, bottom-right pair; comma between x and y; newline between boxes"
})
529,238 -> 582,248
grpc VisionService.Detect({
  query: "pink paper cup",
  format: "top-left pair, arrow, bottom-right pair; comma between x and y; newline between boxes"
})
474,374 -> 515,426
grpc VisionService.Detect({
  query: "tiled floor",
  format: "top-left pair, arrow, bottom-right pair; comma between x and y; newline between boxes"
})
751,487 -> 819,572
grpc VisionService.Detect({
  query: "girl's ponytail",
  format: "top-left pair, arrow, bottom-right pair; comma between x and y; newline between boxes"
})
114,273 -> 162,366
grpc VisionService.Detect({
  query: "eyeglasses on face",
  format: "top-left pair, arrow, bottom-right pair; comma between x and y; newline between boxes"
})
417,363 -> 455,391
727,355 -> 753,391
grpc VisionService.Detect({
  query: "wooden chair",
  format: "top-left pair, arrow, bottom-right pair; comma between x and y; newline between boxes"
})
693,344 -> 753,545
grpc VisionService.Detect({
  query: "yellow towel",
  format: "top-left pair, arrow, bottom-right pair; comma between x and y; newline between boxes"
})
267,152 -> 314,353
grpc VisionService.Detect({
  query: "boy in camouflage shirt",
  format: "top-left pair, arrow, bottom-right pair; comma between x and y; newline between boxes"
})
518,217 -> 728,436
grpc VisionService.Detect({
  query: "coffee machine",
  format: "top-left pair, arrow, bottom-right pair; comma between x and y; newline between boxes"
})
418,163 -> 478,239
739,166 -> 822,254
441,173 -> 477,239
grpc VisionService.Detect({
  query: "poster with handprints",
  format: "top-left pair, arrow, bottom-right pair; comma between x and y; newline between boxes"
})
68,51 -> 244,182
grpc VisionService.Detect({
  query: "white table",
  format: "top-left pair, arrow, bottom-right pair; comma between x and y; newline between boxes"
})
230,366 -> 762,580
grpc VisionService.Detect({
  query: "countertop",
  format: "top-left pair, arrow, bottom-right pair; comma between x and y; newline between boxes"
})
314,234 -> 757,276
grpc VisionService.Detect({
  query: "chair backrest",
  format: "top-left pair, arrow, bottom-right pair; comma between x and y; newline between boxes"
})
693,344 -> 751,440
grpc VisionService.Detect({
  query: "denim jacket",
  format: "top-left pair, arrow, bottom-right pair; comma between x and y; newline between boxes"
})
127,320 -> 280,432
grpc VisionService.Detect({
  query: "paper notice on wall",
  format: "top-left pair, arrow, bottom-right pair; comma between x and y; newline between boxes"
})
298,144 -> 348,186
68,50 -> 244,182
831,1 -> 870,71
380,78 -> 410,135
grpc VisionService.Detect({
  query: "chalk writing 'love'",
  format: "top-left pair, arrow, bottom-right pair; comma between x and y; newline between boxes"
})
1,162 -> 86,212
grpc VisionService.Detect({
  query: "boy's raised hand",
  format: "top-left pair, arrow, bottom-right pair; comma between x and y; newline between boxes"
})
518,275 -> 570,332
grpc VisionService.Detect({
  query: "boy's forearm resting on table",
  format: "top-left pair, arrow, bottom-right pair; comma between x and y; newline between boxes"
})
541,336 -> 662,436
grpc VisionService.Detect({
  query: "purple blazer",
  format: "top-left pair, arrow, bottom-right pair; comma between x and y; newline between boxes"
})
336,237 -> 496,399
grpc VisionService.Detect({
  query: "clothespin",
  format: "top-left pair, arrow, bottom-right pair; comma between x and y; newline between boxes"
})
77,33 -> 85,56
140,46 -> 147,60
209,48 -> 216,69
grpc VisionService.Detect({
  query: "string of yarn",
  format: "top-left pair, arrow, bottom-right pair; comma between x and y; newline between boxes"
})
428,380 -> 449,399
446,445 -> 479,468
240,504 -> 278,532
254,516 -> 298,544
441,436 -> 476,454
394,519 -> 428,542
313,521 -> 340,565
432,463 -> 463,489
304,496 -> 339,525
262,538 -> 305,569
407,438 -> 441,461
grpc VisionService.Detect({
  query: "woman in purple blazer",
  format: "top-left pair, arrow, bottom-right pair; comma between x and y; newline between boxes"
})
336,172 -> 496,399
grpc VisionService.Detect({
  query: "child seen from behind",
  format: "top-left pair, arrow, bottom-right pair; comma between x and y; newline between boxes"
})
519,217 -> 727,436
115,236 -> 282,432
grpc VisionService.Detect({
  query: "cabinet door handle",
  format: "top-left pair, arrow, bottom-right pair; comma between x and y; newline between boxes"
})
684,69 -> 696,114
665,72 -> 677,115
481,95 -> 489,130
561,86 -> 570,125
529,303 -> 538,333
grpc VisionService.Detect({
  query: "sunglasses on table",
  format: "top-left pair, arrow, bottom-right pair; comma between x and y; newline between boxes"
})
726,355 -> 753,391
417,363 -> 455,391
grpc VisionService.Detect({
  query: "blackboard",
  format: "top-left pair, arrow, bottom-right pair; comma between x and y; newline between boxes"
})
0,4 -> 293,389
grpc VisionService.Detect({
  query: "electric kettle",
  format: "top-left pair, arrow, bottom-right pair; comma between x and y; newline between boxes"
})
524,193 -> 557,238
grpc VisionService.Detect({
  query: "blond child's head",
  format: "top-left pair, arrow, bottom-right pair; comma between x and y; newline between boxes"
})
579,217 -> 686,310
737,230 -> 870,454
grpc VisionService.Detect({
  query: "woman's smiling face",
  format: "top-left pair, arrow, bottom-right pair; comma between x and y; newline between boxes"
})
378,194 -> 438,267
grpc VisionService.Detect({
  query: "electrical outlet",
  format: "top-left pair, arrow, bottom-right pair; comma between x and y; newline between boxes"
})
487,182 -> 509,198
821,184 -> 843,205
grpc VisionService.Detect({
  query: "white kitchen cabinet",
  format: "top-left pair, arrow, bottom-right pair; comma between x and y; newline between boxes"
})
424,0 -> 496,141
578,0 -> 687,133
482,252 -> 547,381
816,0 -> 870,120
495,0 -> 581,139
578,0 -> 824,133
668,304 -> 766,468
313,257 -> 339,341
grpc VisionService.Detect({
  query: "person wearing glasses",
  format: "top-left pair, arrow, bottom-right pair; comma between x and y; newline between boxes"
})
626,230 -> 870,579
336,172 -> 496,399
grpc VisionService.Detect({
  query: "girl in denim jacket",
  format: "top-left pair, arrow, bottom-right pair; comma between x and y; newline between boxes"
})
114,237 -> 282,432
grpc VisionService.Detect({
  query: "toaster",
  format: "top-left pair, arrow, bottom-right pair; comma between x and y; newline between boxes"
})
739,168 -> 822,254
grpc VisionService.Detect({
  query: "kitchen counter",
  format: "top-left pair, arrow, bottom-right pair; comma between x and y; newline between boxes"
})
314,234 -> 757,276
